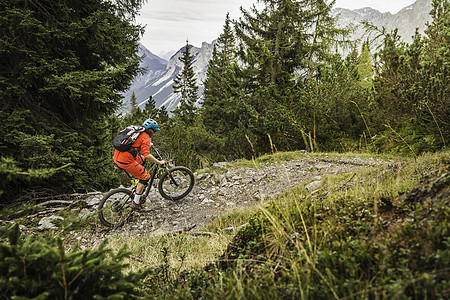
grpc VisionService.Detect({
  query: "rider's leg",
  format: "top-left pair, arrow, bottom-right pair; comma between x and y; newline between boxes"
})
134,183 -> 145,204
117,160 -> 150,205
133,178 -> 150,204
136,182 -> 145,194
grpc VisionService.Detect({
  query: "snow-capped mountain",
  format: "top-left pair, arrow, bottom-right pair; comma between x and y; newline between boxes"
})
123,0 -> 432,112
333,0 -> 432,47
121,44 -> 167,110
122,41 -> 215,112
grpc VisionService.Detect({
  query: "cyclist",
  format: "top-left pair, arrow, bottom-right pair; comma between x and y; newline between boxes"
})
113,118 -> 166,210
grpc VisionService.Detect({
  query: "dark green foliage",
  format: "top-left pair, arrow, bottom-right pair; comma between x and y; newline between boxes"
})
0,0 -> 145,203
306,52 -> 377,151
373,0 -> 450,153
135,154 -> 449,299
202,13 -> 242,136
156,118 -> 202,170
201,13 -> 256,161
142,96 -> 160,119
0,224 -> 148,299
0,0 -> 144,120
0,110 -> 122,202
173,41 -> 198,125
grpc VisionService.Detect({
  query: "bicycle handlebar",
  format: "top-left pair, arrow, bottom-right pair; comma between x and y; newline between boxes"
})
151,145 -> 173,167
151,145 -> 161,158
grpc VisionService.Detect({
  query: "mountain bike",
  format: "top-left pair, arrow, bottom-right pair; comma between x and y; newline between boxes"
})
97,146 -> 194,228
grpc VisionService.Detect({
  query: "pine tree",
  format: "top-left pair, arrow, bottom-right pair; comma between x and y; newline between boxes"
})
202,13 -> 244,135
0,0 -> 146,202
129,91 -> 138,115
173,41 -> 199,125
158,106 -> 170,125
142,96 -> 159,119
234,0 -> 348,153
357,41 -> 374,89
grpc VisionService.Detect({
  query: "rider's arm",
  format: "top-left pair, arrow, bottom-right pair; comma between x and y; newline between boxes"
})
144,154 -> 165,165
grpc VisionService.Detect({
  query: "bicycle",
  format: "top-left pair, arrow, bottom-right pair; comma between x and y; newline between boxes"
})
97,146 -> 195,228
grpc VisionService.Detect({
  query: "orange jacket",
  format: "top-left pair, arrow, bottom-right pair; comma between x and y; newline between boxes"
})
113,131 -> 151,164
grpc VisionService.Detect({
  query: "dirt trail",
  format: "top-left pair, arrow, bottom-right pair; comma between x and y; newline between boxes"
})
73,155 -> 384,248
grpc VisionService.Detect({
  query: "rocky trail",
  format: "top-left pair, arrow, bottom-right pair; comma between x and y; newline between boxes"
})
59,155 -> 385,249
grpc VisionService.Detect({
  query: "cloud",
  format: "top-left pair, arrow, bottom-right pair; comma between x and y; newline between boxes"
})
137,0 -> 416,55
136,0 -> 254,54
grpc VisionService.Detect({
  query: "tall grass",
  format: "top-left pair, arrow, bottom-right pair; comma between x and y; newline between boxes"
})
105,151 -> 449,299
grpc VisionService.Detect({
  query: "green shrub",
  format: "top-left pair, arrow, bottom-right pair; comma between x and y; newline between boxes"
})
0,225 -> 147,299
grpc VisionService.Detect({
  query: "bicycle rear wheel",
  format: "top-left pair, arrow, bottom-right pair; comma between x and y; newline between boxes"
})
158,166 -> 194,201
97,188 -> 133,227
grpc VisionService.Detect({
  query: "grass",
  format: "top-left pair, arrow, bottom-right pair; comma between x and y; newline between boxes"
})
1,150 -> 448,299
104,150 -> 449,298
107,233 -> 231,273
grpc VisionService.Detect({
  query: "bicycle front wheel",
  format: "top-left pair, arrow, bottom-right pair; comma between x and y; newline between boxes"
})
97,188 -> 133,227
158,166 -> 194,201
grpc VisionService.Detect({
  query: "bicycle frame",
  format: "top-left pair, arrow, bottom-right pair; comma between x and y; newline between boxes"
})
140,162 -> 159,202
124,146 -> 176,202
98,146 -> 194,227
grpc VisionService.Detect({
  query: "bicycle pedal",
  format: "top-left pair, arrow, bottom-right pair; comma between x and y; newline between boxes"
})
131,202 -> 144,211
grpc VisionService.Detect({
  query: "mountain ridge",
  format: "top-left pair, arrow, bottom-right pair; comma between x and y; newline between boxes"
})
122,0 -> 432,113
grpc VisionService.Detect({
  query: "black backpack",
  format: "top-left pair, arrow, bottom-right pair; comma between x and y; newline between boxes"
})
113,125 -> 146,157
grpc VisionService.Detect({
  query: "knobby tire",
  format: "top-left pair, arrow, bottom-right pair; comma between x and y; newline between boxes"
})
97,188 -> 133,228
158,166 -> 194,201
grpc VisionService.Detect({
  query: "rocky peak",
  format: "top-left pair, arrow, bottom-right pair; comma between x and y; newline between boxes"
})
124,0 -> 433,113
333,0 -> 432,48
354,7 -> 386,20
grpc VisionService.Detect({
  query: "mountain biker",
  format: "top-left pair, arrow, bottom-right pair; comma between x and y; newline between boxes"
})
113,118 -> 166,210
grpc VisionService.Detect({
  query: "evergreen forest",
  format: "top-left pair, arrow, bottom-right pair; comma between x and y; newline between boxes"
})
0,0 -> 449,298
0,0 -> 448,202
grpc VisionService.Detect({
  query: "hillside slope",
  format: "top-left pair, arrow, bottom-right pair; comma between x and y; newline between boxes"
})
1,151 -> 448,299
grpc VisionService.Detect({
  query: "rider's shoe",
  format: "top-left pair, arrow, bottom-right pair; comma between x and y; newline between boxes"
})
131,202 -> 143,211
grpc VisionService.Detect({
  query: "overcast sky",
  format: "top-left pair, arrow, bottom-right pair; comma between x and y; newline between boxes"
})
136,0 -> 417,57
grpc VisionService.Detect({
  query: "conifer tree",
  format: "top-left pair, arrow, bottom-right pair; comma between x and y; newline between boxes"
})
234,0 -> 347,153
202,13 -> 243,135
0,0 -> 146,202
357,41 -> 374,89
143,96 -> 159,119
173,41 -> 199,125
130,91 -> 138,115
158,106 -> 170,125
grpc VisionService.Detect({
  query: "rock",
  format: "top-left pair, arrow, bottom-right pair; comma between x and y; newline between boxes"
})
241,178 -> 254,184
197,173 -> 210,181
220,177 -> 228,186
78,208 -> 92,219
86,195 -> 102,207
201,199 -> 214,204
38,216 -> 64,230
212,162 -> 227,169
305,180 -> 321,191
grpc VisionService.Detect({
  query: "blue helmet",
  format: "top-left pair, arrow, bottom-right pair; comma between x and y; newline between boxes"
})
142,118 -> 160,131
